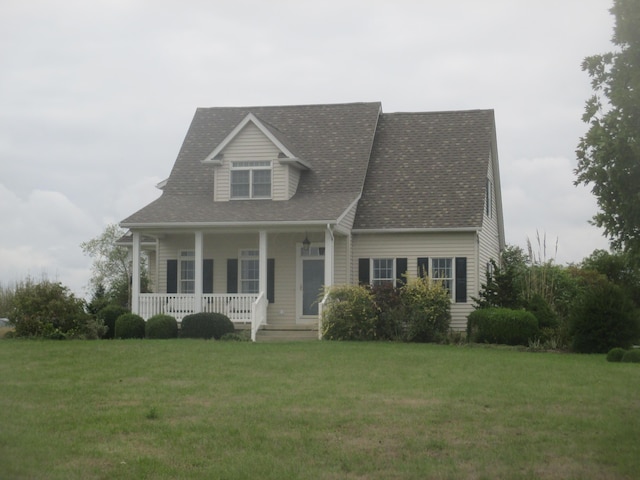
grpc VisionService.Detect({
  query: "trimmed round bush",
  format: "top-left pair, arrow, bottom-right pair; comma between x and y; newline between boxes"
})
181,312 -> 234,339
467,307 -> 539,346
98,305 -> 129,339
115,313 -> 145,339
146,314 -> 178,339
621,349 -> 640,363
606,347 -> 627,362
321,285 -> 378,341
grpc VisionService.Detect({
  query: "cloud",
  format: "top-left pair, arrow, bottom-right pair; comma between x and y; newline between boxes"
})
501,156 -> 609,264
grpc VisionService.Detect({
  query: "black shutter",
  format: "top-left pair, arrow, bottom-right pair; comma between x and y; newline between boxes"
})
203,259 -> 214,294
227,259 -> 238,293
358,258 -> 370,285
455,257 -> 467,303
267,258 -> 275,303
417,257 -> 429,278
395,258 -> 408,286
167,260 -> 178,294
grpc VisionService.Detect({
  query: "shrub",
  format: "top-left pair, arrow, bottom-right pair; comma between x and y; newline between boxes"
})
220,331 -> 250,341
181,312 -> 234,339
467,308 -> 539,346
145,314 -> 178,339
321,285 -> 378,341
570,278 -> 640,353
10,279 -> 89,338
115,313 -> 145,339
370,284 -> 404,340
97,305 -> 129,339
525,293 -> 558,330
621,349 -> 640,363
606,347 -> 627,363
401,276 -> 451,343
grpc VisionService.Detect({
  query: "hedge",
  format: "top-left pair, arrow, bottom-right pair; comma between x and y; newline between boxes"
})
467,307 -> 539,346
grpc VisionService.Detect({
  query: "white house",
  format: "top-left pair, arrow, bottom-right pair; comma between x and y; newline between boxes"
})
120,102 -> 505,340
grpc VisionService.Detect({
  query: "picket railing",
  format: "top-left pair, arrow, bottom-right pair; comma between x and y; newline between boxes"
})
138,293 -> 259,324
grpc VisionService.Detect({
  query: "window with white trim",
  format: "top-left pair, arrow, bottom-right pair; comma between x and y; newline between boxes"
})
372,258 -> 394,287
230,161 -> 272,199
179,251 -> 195,294
432,258 -> 453,297
240,249 -> 259,293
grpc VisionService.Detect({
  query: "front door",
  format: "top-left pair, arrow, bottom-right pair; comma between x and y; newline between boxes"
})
297,245 -> 325,322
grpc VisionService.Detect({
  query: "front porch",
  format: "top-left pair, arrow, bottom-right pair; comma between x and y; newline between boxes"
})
126,226 -> 342,341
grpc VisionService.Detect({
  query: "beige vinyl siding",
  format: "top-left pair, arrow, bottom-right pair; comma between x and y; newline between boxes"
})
351,232 -> 478,331
336,200 -> 359,232
213,122 -> 290,202
333,234 -> 349,285
287,167 -> 301,199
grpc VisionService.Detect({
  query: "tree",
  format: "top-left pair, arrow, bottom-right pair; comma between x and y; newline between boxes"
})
575,0 -> 640,259
581,249 -> 640,307
473,245 -> 527,310
81,224 -> 149,309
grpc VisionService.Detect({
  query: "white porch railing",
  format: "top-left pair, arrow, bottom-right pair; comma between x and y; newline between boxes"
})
139,293 -> 260,324
251,292 -> 268,342
317,292 -> 330,340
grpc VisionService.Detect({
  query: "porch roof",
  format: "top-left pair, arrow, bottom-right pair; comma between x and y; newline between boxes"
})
120,191 -> 358,227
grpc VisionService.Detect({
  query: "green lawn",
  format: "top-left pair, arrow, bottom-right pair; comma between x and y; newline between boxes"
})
1,340 -> 639,479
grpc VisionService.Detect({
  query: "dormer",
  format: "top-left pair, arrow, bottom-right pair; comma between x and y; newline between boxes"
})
202,113 -> 310,202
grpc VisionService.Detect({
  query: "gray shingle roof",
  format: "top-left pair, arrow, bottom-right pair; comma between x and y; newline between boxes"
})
353,110 -> 495,230
121,102 -> 381,226
120,104 -> 496,231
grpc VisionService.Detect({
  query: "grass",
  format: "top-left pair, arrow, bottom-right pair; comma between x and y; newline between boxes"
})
1,340 -> 639,479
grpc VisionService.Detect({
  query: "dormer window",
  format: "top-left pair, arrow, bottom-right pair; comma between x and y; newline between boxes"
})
230,161 -> 272,199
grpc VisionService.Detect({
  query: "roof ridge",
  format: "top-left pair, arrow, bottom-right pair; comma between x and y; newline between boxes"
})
383,108 -> 494,116
196,101 -> 382,111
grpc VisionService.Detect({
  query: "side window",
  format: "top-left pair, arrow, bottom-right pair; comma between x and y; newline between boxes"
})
486,178 -> 493,217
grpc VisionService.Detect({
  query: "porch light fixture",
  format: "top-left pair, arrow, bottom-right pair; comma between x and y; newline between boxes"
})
302,233 -> 311,254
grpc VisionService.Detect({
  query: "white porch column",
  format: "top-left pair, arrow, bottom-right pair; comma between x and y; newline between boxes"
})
195,231 -> 203,313
259,230 -> 267,296
324,225 -> 334,289
131,231 -> 141,314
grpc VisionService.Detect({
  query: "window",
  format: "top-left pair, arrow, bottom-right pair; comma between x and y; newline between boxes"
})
240,249 -> 259,293
230,161 -> 272,199
486,178 -> 493,217
432,258 -> 453,297
372,258 -> 394,286
179,251 -> 195,293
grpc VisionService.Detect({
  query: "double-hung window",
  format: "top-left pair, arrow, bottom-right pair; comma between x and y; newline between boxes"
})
240,249 -> 260,293
230,161 -> 272,199
179,251 -> 195,294
372,258 -> 395,287
432,258 -> 453,297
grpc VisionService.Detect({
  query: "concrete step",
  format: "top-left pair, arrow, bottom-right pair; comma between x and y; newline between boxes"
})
256,326 -> 319,342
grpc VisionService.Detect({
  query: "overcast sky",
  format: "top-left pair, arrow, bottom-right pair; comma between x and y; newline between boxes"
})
1,0 -> 615,297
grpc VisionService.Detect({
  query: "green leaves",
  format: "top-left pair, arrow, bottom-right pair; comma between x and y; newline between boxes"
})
576,0 -> 640,257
